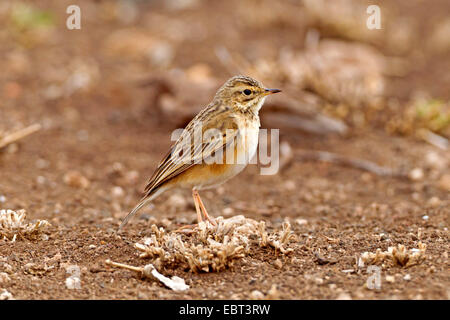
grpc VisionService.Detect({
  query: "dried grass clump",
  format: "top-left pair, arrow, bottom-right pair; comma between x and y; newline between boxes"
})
258,220 -> 294,254
0,209 -> 50,241
288,40 -> 385,108
427,17 -> 450,54
359,243 -> 427,268
303,0 -> 378,43
271,40 -> 393,128
303,0 -> 415,54
134,215 -> 294,273
386,98 -> 450,137
0,289 -> 14,300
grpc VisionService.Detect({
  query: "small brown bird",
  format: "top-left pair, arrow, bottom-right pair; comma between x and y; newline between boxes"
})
119,75 -> 281,231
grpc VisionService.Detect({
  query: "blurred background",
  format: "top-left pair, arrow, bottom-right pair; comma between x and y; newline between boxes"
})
0,0 -> 449,300
1,0 -> 449,136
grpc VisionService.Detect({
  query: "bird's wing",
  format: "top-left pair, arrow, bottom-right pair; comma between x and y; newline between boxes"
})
143,114 -> 239,197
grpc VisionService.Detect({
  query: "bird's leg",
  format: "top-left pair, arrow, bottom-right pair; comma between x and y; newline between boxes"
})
192,189 -> 204,224
174,189 -> 203,233
196,191 -> 217,226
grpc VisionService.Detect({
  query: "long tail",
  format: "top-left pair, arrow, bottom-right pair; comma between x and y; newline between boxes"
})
118,198 -> 149,231
118,187 -> 166,231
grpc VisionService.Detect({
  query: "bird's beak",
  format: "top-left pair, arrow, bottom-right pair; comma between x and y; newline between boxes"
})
264,88 -> 282,95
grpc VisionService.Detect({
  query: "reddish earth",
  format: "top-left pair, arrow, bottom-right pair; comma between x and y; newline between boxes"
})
0,0 -> 448,300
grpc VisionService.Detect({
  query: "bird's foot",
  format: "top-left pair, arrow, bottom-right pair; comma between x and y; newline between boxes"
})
173,224 -> 198,234
205,215 -> 217,226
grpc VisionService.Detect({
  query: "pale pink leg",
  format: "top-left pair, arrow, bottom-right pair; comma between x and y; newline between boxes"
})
196,191 -> 217,226
174,189 -> 203,233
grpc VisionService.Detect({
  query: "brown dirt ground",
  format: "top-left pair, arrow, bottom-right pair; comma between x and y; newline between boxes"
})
0,0 -> 449,300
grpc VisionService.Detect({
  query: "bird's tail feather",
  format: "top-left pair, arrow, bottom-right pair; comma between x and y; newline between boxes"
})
118,197 -> 149,231
118,185 -> 167,231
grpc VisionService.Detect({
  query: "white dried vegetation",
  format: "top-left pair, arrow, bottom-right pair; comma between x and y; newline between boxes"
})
0,289 -> 14,300
105,259 -> 189,291
359,243 -> 427,268
135,215 -> 294,273
0,209 -> 50,241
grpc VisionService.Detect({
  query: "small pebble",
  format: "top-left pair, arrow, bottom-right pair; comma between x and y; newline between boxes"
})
111,186 -> 125,198
295,218 -> 308,226
66,276 -> 81,289
3,263 -> 13,274
425,151 -> 447,170
314,277 -> 324,285
0,289 -> 13,300
403,274 -> 411,281
36,176 -> 46,185
408,168 -> 424,181
427,197 -> 441,208
0,272 -> 10,284
438,174 -> 450,192
35,158 -> 50,169
250,290 -> 264,300
125,170 -> 139,184
273,259 -> 283,269
341,269 -> 354,274
385,275 -> 395,283
76,130 -> 89,141
379,233 -> 389,240
161,218 -> 172,227
6,143 -> 18,154
266,284 -> 280,299
137,291 -> 148,300
283,180 -> 296,191
222,207 -> 234,215
336,292 -> 352,300
63,171 -> 90,189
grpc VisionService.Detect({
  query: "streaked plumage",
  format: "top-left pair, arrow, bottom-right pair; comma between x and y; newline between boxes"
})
119,75 -> 281,231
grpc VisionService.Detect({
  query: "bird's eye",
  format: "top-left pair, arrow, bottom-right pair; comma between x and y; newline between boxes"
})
243,89 -> 252,95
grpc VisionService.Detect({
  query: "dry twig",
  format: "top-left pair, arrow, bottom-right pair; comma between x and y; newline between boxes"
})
105,259 -> 189,291
295,150 -> 407,178
0,124 -> 41,150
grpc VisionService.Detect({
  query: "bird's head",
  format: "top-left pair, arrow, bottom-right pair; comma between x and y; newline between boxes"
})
214,75 -> 281,113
